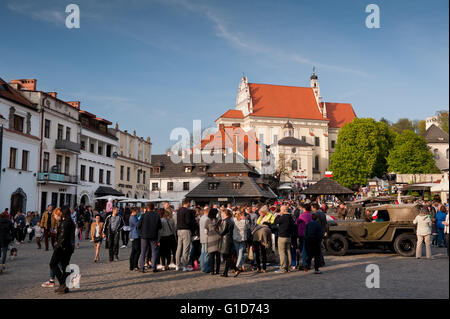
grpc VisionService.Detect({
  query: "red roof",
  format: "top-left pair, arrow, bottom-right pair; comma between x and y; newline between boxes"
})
323,102 -> 356,128
248,83 -> 325,120
0,77 -> 36,109
217,109 -> 244,120
194,125 -> 261,161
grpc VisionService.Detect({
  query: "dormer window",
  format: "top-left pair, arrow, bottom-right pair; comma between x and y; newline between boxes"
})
208,182 -> 219,190
153,167 -> 160,175
185,166 -> 192,173
232,182 -> 241,190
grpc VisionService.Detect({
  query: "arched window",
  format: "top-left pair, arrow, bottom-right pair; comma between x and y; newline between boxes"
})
434,149 -> 439,160
292,160 -> 298,171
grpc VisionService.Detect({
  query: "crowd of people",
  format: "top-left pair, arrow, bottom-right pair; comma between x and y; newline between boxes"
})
0,196 -> 448,294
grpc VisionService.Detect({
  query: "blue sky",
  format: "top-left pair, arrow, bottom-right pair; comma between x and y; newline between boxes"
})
1,0 -> 448,154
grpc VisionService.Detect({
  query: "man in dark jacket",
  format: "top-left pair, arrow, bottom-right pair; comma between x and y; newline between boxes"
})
175,199 -> 195,271
102,207 -> 124,262
311,203 -> 327,267
274,205 -> 295,273
304,213 -> 323,274
138,203 -> 162,273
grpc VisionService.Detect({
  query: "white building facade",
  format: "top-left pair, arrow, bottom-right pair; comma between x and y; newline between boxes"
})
77,109 -> 118,206
0,78 -> 40,214
10,79 -> 81,213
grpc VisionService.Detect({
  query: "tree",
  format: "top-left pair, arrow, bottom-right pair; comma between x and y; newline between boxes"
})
387,130 -> 440,174
379,117 -> 391,126
391,118 -> 414,134
416,120 -> 427,136
329,118 -> 396,188
437,110 -> 449,134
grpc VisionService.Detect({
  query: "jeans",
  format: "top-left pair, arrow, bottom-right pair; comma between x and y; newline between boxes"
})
299,236 -> 308,267
416,234 -> 432,258
0,247 -> 7,265
49,247 -> 73,286
305,238 -> 321,271
107,231 -> 120,260
209,251 -> 220,274
437,228 -> 447,247
200,243 -> 210,273
176,230 -> 191,268
122,230 -> 130,247
277,237 -> 291,272
253,241 -> 267,271
129,238 -> 141,270
233,240 -> 245,268
139,238 -> 159,271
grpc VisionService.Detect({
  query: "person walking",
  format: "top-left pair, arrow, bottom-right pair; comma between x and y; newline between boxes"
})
41,205 -> 56,251
175,199 -> 195,271
311,203 -> 327,267
304,213 -> 323,274
199,206 -> 211,273
33,221 -> 43,249
413,208 -> 433,259
129,207 -> 141,271
102,207 -> 124,262
138,204 -> 162,273
90,214 -> 104,262
274,205 -> 295,273
0,212 -> 13,275
436,206 -> 448,248
121,207 -> 131,248
84,205 -> 94,241
49,207 -> 75,294
233,209 -> 249,272
205,208 -> 221,275
13,210 -> 26,243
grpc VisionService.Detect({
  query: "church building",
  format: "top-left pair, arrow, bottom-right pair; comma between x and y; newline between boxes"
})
199,70 -> 357,183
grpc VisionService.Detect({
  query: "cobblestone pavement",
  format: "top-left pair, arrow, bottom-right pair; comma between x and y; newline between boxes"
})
0,239 -> 448,299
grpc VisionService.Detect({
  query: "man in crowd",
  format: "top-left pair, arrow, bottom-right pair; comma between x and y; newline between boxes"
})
274,205 -> 295,273
40,205 -> 56,251
337,203 -> 347,220
311,202 -> 327,267
175,199 -> 196,271
102,207 -> 124,262
138,203 -> 162,273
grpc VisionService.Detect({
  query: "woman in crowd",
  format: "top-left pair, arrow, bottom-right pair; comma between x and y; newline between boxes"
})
232,208 -> 249,272
205,208 -> 221,275
90,214 -> 104,262
129,207 -> 141,271
190,207 -> 201,271
49,207 -> 75,294
158,208 -> 175,270
218,208 -> 239,277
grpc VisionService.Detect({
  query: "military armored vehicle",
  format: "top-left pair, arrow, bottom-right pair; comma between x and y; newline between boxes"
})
326,204 -> 419,257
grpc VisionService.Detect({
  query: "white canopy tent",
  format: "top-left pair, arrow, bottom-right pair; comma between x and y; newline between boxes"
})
94,196 -> 130,201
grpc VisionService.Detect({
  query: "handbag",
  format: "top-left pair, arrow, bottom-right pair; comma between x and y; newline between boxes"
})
122,226 -> 131,232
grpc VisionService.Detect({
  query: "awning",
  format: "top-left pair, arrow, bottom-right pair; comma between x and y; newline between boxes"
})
94,186 -> 124,197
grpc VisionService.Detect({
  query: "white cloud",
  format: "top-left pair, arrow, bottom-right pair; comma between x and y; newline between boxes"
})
8,2 -> 66,25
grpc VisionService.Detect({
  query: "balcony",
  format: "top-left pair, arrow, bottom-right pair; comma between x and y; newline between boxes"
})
55,139 -> 81,154
38,172 -> 78,184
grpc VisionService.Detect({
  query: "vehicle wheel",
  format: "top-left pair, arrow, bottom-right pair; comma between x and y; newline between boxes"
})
326,233 -> 348,256
393,233 -> 417,257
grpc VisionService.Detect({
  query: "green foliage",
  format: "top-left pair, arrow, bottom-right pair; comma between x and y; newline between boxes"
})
416,120 -> 427,136
437,110 -> 449,134
412,191 -> 420,198
387,130 -> 441,174
329,118 -> 395,188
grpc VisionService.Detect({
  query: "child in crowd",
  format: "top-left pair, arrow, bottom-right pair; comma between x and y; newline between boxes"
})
33,221 -> 43,249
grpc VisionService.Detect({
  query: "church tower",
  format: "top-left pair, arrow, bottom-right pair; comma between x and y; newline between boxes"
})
310,67 -> 322,105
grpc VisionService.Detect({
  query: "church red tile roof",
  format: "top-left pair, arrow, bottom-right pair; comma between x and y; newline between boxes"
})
248,83 -> 324,120
216,82 -> 356,128
217,109 -> 244,120
323,102 -> 356,128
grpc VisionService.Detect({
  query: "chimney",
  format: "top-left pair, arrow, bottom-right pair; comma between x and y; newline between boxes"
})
9,79 -> 37,91
67,101 -> 80,109
47,92 -> 57,98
